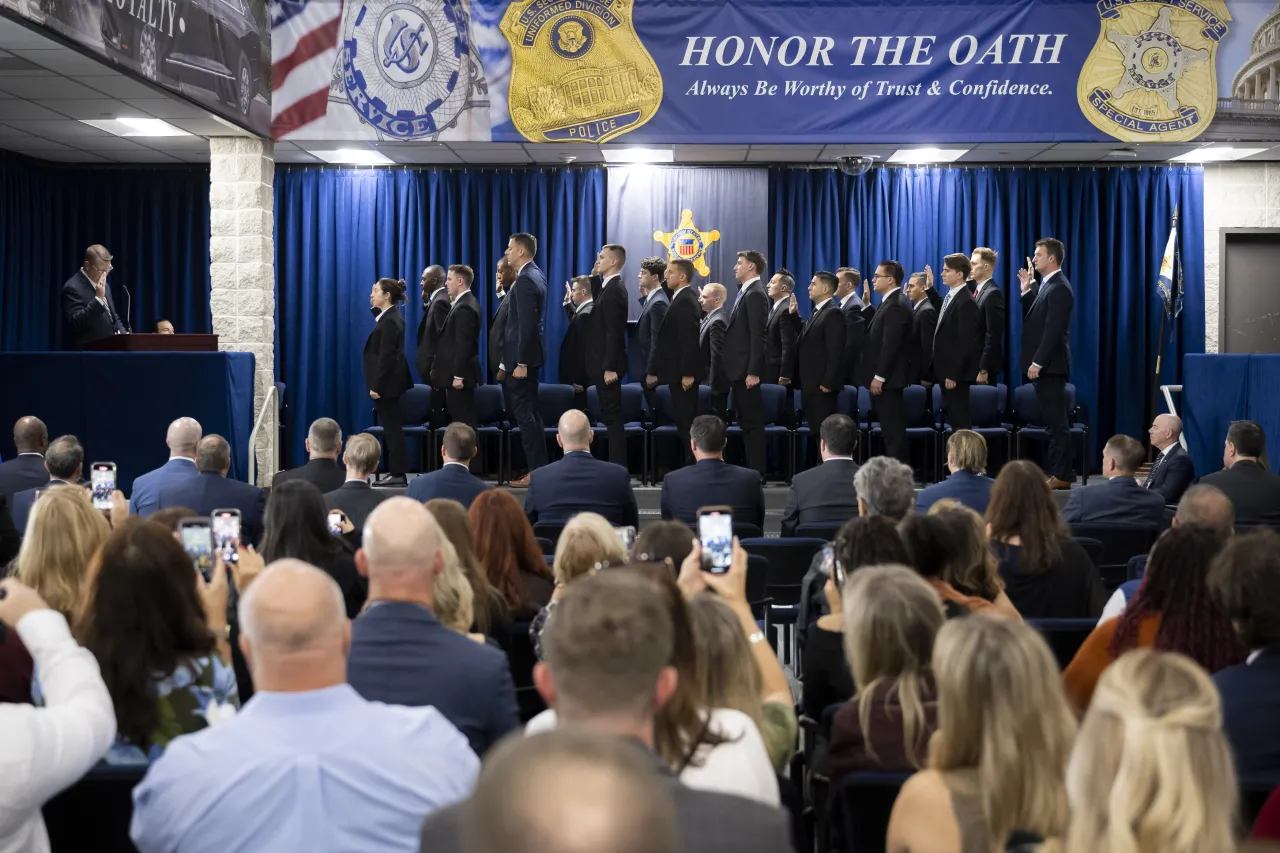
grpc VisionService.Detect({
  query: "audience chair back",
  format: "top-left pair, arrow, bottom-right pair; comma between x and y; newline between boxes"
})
1026,617 -> 1096,669
741,537 -> 827,606
794,522 -> 843,541
43,765 -> 147,853
1073,536 -> 1103,570
1068,523 -> 1157,589
535,536 -> 555,556
532,522 -> 566,546
834,771 -> 911,853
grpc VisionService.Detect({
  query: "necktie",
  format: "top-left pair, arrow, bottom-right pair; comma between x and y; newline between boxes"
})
1145,452 -> 1164,488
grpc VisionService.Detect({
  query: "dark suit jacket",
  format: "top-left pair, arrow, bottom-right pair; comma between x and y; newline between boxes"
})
504,262 -> 547,371
525,451 -> 638,527
660,458 -> 765,529
12,478 -> 74,535
1146,443 -> 1195,504
488,292 -> 510,380
637,289 -> 670,377
0,496 -> 18,566
415,287 -> 451,382
61,270 -> 126,350
434,291 -> 482,389
915,470 -> 994,515
271,458 -> 346,496
590,274 -> 629,378
724,280 -> 769,381
780,458 -> 859,537
931,286 -> 980,384
764,298 -> 800,384
1021,270 -> 1073,376
405,464 -> 490,509
652,286 -> 700,384
972,279 -> 1006,377
795,301 -> 846,393
129,457 -> 200,517
1062,476 -> 1168,529
419,744 -> 794,853
323,480 -> 391,534
1198,461 -> 1280,527
1213,646 -> 1280,777
839,298 -> 867,387
699,307 -> 729,390
559,302 -> 592,387
364,306 -> 414,399
347,601 -> 519,757
907,300 -> 937,385
856,289 -> 912,389
0,454 -> 50,508
156,471 -> 268,545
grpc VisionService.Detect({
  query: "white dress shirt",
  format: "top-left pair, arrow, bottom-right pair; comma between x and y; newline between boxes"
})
812,297 -> 833,314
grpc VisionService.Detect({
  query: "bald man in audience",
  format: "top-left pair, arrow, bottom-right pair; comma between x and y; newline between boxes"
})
347,498 -> 518,756
1145,413 -> 1194,503
131,559 -> 478,853
1062,434 -> 1167,529
0,416 -> 50,507
524,410 -> 638,527
156,434 -> 267,545
129,418 -> 203,517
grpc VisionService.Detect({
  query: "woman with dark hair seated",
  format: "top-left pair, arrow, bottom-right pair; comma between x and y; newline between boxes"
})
899,509 -> 1020,620
260,480 -> 365,618
470,490 -> 554,619
629,520 -> 696,568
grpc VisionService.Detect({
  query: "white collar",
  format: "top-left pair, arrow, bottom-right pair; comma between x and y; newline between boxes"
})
18,452 -> 43,458
601,273 -> 619,288
946,283 -> 967,296
913,298 -> 927,312
644,288 -> 663,305
429,286 -> 447,301
450,290 -> 465,305
376,306 -> 391,322
575,299 -> 594,314
1156,443 -> 1175,459
813,297 -> 833,313
883,287 -> 901,301
742,276 -> 760,290
772,295 -> 789,310
519,261 -> 532,275
1248,648 -> 1265,665
169,456 -> 196,464
671,284 -> 690,296
443,461 -> 471,470
1042,269 -> 1062,285
975,278 -> 993,291
823,455 -> 854,462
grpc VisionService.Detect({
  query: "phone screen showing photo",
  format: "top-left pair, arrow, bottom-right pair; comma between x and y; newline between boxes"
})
698,512 -> 734,574
212,511 -> 241,564
181,521 -> 214,581
90,463 -> 115,511
328,511 -> 343,535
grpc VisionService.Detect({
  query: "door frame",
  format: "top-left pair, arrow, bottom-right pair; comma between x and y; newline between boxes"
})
1219,227 -> 1280,353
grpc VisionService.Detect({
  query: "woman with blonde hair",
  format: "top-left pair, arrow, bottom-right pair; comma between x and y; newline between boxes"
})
1065,649 -> 1236,853
887,616 -> 1076,853
16,485 -> 111,615
530,512 -> 626,658
426,498 -> 508,645
430,537 -> 484,643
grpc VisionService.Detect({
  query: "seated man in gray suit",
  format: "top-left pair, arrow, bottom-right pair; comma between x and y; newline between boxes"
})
1063,434 -> 1167,529
780,414 -> 859,537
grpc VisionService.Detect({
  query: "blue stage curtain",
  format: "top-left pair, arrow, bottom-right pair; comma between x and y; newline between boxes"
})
273,166 -> 604,467
0,151 -> 211,350
769,165 -> 1204,445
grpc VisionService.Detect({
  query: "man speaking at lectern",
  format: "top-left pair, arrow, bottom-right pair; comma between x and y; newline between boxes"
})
63,244 -> 127,349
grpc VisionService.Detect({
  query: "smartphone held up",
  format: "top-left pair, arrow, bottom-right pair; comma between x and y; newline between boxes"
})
697,506 -> 734,575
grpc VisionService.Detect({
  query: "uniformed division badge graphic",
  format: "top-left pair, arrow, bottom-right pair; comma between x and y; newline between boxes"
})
500,0 -> 662,143
654,210 -> 720,278
1078,0 -> 1229,142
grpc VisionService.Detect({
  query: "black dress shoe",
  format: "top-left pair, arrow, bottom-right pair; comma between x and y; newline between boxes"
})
375,474 -> 407,487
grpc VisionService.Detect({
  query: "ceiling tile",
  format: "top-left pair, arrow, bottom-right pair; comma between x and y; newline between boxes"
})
377,145 -> 463,164
453,148 -> 534,164
274,149 -> 323,163
746,145 -> 823,162
34,149 -> 112,163
2,139 -> 77,154
0,18 -> 62,50
72,74 -> 164,99
0,100 -> 66,119
673,145 -> 749,163
99,148 -> 181,163
524,143 -> 604,163
0,124 -> 37,141
121,98 -> 211,119
0,75 -> 104,98
444,142 -> 529,153
1,118 -> 117,137
10,47 -> 116,76
168,118 -> 231,135
38,98 -> 135,120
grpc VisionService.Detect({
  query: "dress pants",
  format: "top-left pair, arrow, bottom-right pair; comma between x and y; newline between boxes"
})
803,388 -> 838,441
876,388 -> 909,463
373,394 -> 409,475
731,379 -> 766,477
595,378 -> 627,466
711,388 -> 729,423
424,360 -> 448,431
670,382 -> 699,467
445,385 -> 475,427
506,375 -> 548,471
1035,373 -> 1072,481
942,382 -> 971,431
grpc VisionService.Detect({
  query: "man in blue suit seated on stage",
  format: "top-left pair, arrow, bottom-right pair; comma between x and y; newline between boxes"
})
916,430 -> 996,515
1062,434 -> 1167,529
406,423 -> 490,509
12,434 -> 83,534
660,415 -> 765,530
156,434 -> 267,545
129,417 -> 202,518
525,410 -> 638,528
1144,413 -> 1194,504
347,497 -> 519,757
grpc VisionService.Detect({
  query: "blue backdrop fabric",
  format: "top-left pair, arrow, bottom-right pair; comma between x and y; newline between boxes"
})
1181,353 -> 1280,478
0,151 -> 211,351
769,165 -> 1205,445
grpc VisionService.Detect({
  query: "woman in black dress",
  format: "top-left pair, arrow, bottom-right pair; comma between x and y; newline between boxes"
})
364,278 -> 414,485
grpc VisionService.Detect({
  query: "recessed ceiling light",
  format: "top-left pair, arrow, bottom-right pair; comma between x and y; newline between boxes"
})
1170,147 -> 1269,162
1106,149 -> 1139,158
602,148 -> 674,164
887,148 -> 969,164
308,148 -> 394,166
80,117 -> 191,137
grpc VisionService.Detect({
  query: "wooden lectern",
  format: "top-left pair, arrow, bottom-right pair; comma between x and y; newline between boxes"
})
84,334 -> 218,352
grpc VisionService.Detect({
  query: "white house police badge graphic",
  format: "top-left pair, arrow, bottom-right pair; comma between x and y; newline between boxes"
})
1077,0 -> 1229,142
500,0 -> 662,143
654,210 -> 720,278
340,0 -> 480,139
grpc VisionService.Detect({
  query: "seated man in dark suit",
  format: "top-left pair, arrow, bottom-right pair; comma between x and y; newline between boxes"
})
1210,530 -> 1280,777
916,430 -> 996,515
419,572 -> 793,853
405,423 -> 490,509
0,416 -> 50,507
325,434 -> 391,534
347,497 -> 518,757
780,414 -> 859,537
129,417 -> 202,517
156,434 -> 267,545
1062,434 -> 1167,529
1198,420 -> 1280,527
11,434 -> 84,534
525,410 -> 637,528
660,415 -> 765,530
272,418 -> 346,495
1144,413 -> 1194,504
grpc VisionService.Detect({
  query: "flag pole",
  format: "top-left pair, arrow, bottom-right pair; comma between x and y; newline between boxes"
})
1148,205 -> 1178,462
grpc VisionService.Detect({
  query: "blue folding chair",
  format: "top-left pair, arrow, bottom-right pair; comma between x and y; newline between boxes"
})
506,384 -> 576,480
933,383 -> 1013,474
1013,383 -> 1090,483
586,382 -> 649,482
791,386 -> 859,473
366,384 -> 432,472
869,385 -> 939,480
1027,617 -> 1097,670
648,384 -> 711,482
727,383 -> 793,482
832,772 -> 911,853
430,384 -> 506,480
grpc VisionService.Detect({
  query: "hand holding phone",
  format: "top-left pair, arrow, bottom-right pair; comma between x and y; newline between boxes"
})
211,509 -> 242,565
614,525 -> 636,553
90,462 -> 116,511
180,517 -> 214,581
328,510 -> 344,535
697,507 -> 734,575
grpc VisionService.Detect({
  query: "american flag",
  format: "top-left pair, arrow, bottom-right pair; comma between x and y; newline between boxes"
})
270,0 -> 343,138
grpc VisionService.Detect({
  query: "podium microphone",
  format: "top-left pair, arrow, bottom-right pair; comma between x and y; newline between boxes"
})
122,283 -> 132,333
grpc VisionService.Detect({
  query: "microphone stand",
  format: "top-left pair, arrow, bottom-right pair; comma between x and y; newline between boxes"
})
121,283 -> 132,333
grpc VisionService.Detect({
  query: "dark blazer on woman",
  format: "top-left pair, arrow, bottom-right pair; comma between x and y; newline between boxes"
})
828,673 -> 938,786
363,305 -> 414,398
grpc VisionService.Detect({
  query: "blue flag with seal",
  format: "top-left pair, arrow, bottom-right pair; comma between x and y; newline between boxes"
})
1157,206 -> 1183,330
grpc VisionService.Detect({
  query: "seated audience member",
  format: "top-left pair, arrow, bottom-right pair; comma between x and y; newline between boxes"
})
128,417 -> 201,517
470,490 -> 554,619
901,509 -> 1020,619
1145,413 -> 1194,503
11,435 -> 83,534
130,560 -> 479,853
0,578 -> 115,852
430,540 -> 483,642
525,411 -> 638,528
15,485 -> 110,617
347,498 -> 518,757
530,512 -> 626,659
156,435 -> 267,545
660,416 -> 765,530
68,517 -> 238,763
886,617 -> 1075,853
1198,420 -> 1280,526
272,418 -> 346,495
406,423 -> 490,508
323,433 -> 389,534
147,506 -> 198,534
458,731 -> 680,853
1062,434 -> 1167,528
629,520 -> 694,567
916,430 -> 994,515
155,319 -> 175,334
427,499 -> 511,646
1063,526 -> 1244,711
780,414 -> 859,537
829,566 -> 943,789
987,461 -> 1105,619
421,572 -> 792,853
1209,530 -> 1280,777
0,416 -> 49,507
1065,649 -> 1236,853
260,481 -> 365,619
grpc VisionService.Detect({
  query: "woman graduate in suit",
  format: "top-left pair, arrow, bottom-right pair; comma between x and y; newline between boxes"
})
364,277 -> 414,485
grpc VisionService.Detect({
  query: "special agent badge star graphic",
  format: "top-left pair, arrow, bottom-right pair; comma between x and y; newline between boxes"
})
654,209 -> 720,277
1106,6 -> 1209,111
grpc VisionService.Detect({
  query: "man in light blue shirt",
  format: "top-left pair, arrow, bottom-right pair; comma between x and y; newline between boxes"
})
130,559 -> 478,853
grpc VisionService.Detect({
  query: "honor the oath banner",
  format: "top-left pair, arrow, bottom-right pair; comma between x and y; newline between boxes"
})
268,0 -> 1280,143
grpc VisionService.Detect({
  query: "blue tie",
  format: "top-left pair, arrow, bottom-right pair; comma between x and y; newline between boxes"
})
940,291 -> 953,317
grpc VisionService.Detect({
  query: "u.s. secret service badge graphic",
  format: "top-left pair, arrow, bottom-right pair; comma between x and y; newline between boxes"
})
341,0 -> 477,139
